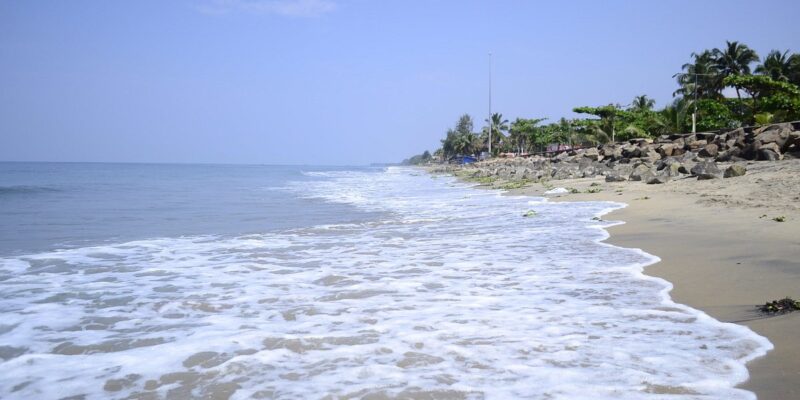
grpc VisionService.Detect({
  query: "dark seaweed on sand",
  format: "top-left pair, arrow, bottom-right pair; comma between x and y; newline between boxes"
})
758,297 -> 800,314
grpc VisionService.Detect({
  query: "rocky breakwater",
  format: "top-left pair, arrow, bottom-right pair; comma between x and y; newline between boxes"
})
431,122 -> 800,185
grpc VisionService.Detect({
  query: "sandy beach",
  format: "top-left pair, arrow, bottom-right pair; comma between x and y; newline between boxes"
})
504,159 -> 800,399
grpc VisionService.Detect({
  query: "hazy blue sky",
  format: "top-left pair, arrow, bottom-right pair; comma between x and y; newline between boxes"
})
1,0 -> 799,165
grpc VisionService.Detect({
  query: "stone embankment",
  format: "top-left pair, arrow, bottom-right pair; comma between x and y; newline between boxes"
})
430,122 -> 800,185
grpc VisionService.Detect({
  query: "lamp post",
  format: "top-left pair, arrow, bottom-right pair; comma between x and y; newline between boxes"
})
673,72 -> 716,133
488,52 -> 493,157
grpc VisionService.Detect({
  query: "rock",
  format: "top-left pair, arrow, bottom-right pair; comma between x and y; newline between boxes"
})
605,173 -> 627,182
646,174 -> 669,184
690,161 -> 721,180
656,143 -> 676,157
680,151 -> 696,162
665,162 -> 685,177
699,143 -> 719,158
629,164 -> 654,182
621,144 -> 641,159
687,139 -> 707,151
741,142 -> 761,160
583,147 -> 600,161
757,142 -> 783,161
715,147 -> 742,162
723,164 -> 747,178
645,148 -> 662,162
759,148 -> 782,161
756,129 -> 791,151
656,157 -> 679,171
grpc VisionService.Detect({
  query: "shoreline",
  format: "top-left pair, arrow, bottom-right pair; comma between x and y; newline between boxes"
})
598,190 -> 799,400
435,159 -> 800,399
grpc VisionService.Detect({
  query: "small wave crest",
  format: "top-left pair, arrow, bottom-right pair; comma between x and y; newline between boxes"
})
0,185 -> 61,195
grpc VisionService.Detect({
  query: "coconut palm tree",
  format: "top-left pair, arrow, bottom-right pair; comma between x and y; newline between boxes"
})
674,50 -> 721,100
712,41 -> 759,100
789,53 -> 800,86
756,50 -> 793,81
483,113 -> 509,154
631,95 -> 655,111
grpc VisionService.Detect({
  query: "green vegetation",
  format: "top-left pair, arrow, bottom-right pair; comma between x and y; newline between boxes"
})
402,150 -> 432,165
406,41 -> 800,162
773,216 -> 786,222
585,188 -> 602,194
500,180 -> 530,190
465,176 -> 496,185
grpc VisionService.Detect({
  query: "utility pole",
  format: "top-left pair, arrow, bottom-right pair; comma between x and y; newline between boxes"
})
692,74 -> 698,134
488,52 -> 493,157
673,72 -> 714,134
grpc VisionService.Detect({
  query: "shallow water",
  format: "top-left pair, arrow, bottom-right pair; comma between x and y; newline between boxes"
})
0,165 -> 771,399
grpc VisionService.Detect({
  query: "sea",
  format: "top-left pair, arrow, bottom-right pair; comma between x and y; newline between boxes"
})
0,162 -> 772,399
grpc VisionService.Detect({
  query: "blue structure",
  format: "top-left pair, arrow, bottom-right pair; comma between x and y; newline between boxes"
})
451,155 -> 477,165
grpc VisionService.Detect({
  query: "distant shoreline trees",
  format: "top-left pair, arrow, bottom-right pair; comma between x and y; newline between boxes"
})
406,41 -> 800,163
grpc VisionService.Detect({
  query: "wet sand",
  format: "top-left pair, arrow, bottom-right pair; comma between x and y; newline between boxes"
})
507,159 -> 800,399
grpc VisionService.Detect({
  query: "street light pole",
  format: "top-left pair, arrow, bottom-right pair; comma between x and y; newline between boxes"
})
692,74 -> 698,133
673,72 -> 715,134
488,52 -> 493,157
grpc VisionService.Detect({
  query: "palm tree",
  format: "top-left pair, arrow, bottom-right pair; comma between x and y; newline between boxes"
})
789,53 -> 800,86
674,50 -> 721,100
712,41 -> 759,100
755,50 -> 792,81
483,113 -> 509,154
631,95 -> 655,111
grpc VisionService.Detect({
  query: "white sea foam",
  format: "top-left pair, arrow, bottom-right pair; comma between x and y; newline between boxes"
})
0,166 -> 771,399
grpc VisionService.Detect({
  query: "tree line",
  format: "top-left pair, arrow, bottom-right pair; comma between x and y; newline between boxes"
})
404,41 -> 800,164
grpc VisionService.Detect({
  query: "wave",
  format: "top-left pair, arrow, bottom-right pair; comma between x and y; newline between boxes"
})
0,167 -> 772,399
0,185 -> 61,195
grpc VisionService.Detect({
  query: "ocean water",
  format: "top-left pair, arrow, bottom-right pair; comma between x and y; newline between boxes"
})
0,163 -> 772,399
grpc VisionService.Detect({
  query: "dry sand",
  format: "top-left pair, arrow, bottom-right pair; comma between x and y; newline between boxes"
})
504,159 -> 800,400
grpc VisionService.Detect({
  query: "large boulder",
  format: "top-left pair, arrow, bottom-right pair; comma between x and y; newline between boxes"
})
514,166 -> 530,179
646,174 -> 669,184
644,148 -> 662,162
666,162 -> 686,177
741,142 -> 761,160
656,143 -> 677,157
756,129 -> 791,152
723,164 -> 747,178
715,147 -> 742,162
690,161 -> 721,180
758,142 -> 783,161
605,173 -> 627,182
687,139 -> 708,151
629,164 -> 654,182
621,144 -> 642,159
699,143 -> 719,158
583,147 -> 600,161
554,151 -> 570,162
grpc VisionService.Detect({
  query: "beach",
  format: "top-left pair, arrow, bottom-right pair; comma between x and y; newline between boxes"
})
505,159 -> 800,400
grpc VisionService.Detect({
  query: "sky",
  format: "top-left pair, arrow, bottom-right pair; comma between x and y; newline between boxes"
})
1,0 -> 799,165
